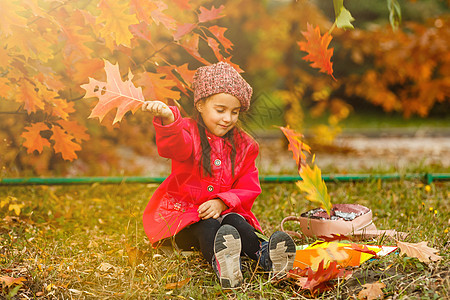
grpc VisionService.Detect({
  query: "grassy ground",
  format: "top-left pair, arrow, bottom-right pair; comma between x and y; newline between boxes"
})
1,178 -> 448,299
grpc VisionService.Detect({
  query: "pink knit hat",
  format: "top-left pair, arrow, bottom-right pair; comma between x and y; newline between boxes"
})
192,62 -> 253,111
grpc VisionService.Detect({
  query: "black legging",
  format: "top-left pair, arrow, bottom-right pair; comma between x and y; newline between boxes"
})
173,214 -> 261,264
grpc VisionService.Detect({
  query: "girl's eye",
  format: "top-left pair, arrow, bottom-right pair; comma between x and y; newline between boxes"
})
232,111 -> 239,115
216,110 -> 224,113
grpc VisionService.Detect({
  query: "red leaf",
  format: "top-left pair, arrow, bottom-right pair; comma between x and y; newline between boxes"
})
298,23 -> 336,80
208,25 -> 233,54
180,34 -> 210,65
157,63 -> 195,96
303,261 -> 350,294
130,22 -> 152,42
172,0 -> 191,10
150,1 -> 177,31
350,244 -> 378,257
206,37 -> 223,61
21,122 -> 51,154
198,5 -> 225,23
317,234 -> 351,243
81,60 -> 145,124
279,126 -> 311,172
173,23 -> 196,41
51,126 -> 82,161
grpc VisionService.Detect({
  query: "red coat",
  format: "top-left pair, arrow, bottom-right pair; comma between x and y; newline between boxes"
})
143,106 -> 262,245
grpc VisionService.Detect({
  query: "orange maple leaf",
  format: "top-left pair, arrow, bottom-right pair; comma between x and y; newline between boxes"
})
51,126 -> 82,161
298,23 -> 336,80
279,126 -> 311,172
21,122 -> 51,154
198,5 -> 225,23
81,60 -> 145,124
135,72 -> 181,103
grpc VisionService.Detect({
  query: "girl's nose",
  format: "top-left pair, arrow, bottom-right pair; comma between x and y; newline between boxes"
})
223,113 -> 232,122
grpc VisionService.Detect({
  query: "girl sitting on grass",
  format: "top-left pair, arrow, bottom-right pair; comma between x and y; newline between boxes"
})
142,62 -> 296,289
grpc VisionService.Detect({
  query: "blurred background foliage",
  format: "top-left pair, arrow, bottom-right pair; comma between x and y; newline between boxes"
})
0,0 -> 448,176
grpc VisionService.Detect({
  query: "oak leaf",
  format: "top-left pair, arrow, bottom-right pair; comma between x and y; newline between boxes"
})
157,64 -> 195,96
303,261 -> 350,294
0,275 -> 26,287
309,242 -> 349,271
81,60 -> 145,124
296,164 -> 332,216
396,241 -> 442,263
206,36 -> 223,61
21,122 -> 51,154
173,23 -> 196,41
279,126 -> 311,172
357,281 -> 386,300
149,0 -> 177,31
51,126 -> 82,161
180,34 -> 210,65
198,5 -> 225,23
208,26 -> 233,54
56,120 -> 90,143
298,23 -> 335,80
17,79 -> 45,114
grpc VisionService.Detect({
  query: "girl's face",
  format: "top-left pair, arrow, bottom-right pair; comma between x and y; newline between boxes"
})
196,93 -> 241,137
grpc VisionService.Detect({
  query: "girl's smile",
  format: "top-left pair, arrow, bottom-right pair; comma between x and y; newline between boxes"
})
196,93 -> 241,137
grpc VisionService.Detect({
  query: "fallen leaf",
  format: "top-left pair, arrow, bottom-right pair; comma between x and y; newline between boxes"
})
0,275 -> 26,287
397,241 -> 442,263
357,281 -> 386,300
165,277 -> 191,290
98,262 -> 115,272
125,244 -> 147,267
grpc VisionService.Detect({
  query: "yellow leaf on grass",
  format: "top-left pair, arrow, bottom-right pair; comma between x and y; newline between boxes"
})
397,241 -> 442,263
125,244 -> 147,267
9,204 -> 25,216
357,281 -> 386,300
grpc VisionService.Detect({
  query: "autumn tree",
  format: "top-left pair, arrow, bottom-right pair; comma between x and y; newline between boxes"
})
0,0 -> 237,175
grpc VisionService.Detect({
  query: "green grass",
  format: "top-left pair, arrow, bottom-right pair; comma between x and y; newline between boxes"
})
1,179 -> 448,299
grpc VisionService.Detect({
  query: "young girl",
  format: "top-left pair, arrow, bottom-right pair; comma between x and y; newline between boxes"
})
142,62 -> 296,289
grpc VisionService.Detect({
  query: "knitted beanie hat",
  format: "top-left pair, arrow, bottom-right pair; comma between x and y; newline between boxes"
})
192,62 -> 253,111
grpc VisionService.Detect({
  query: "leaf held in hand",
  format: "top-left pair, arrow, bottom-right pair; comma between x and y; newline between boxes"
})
81,60 -> 145,125
396,241 -> 442,263
298,23 -> 335,80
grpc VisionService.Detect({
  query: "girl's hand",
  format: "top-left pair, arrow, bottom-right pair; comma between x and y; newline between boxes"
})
142,100 -> 174,125
198,199 -> 228,220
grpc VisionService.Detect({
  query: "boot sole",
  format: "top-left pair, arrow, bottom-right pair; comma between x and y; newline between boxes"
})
269,231 -> 296,279
214,225 -> 243,288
